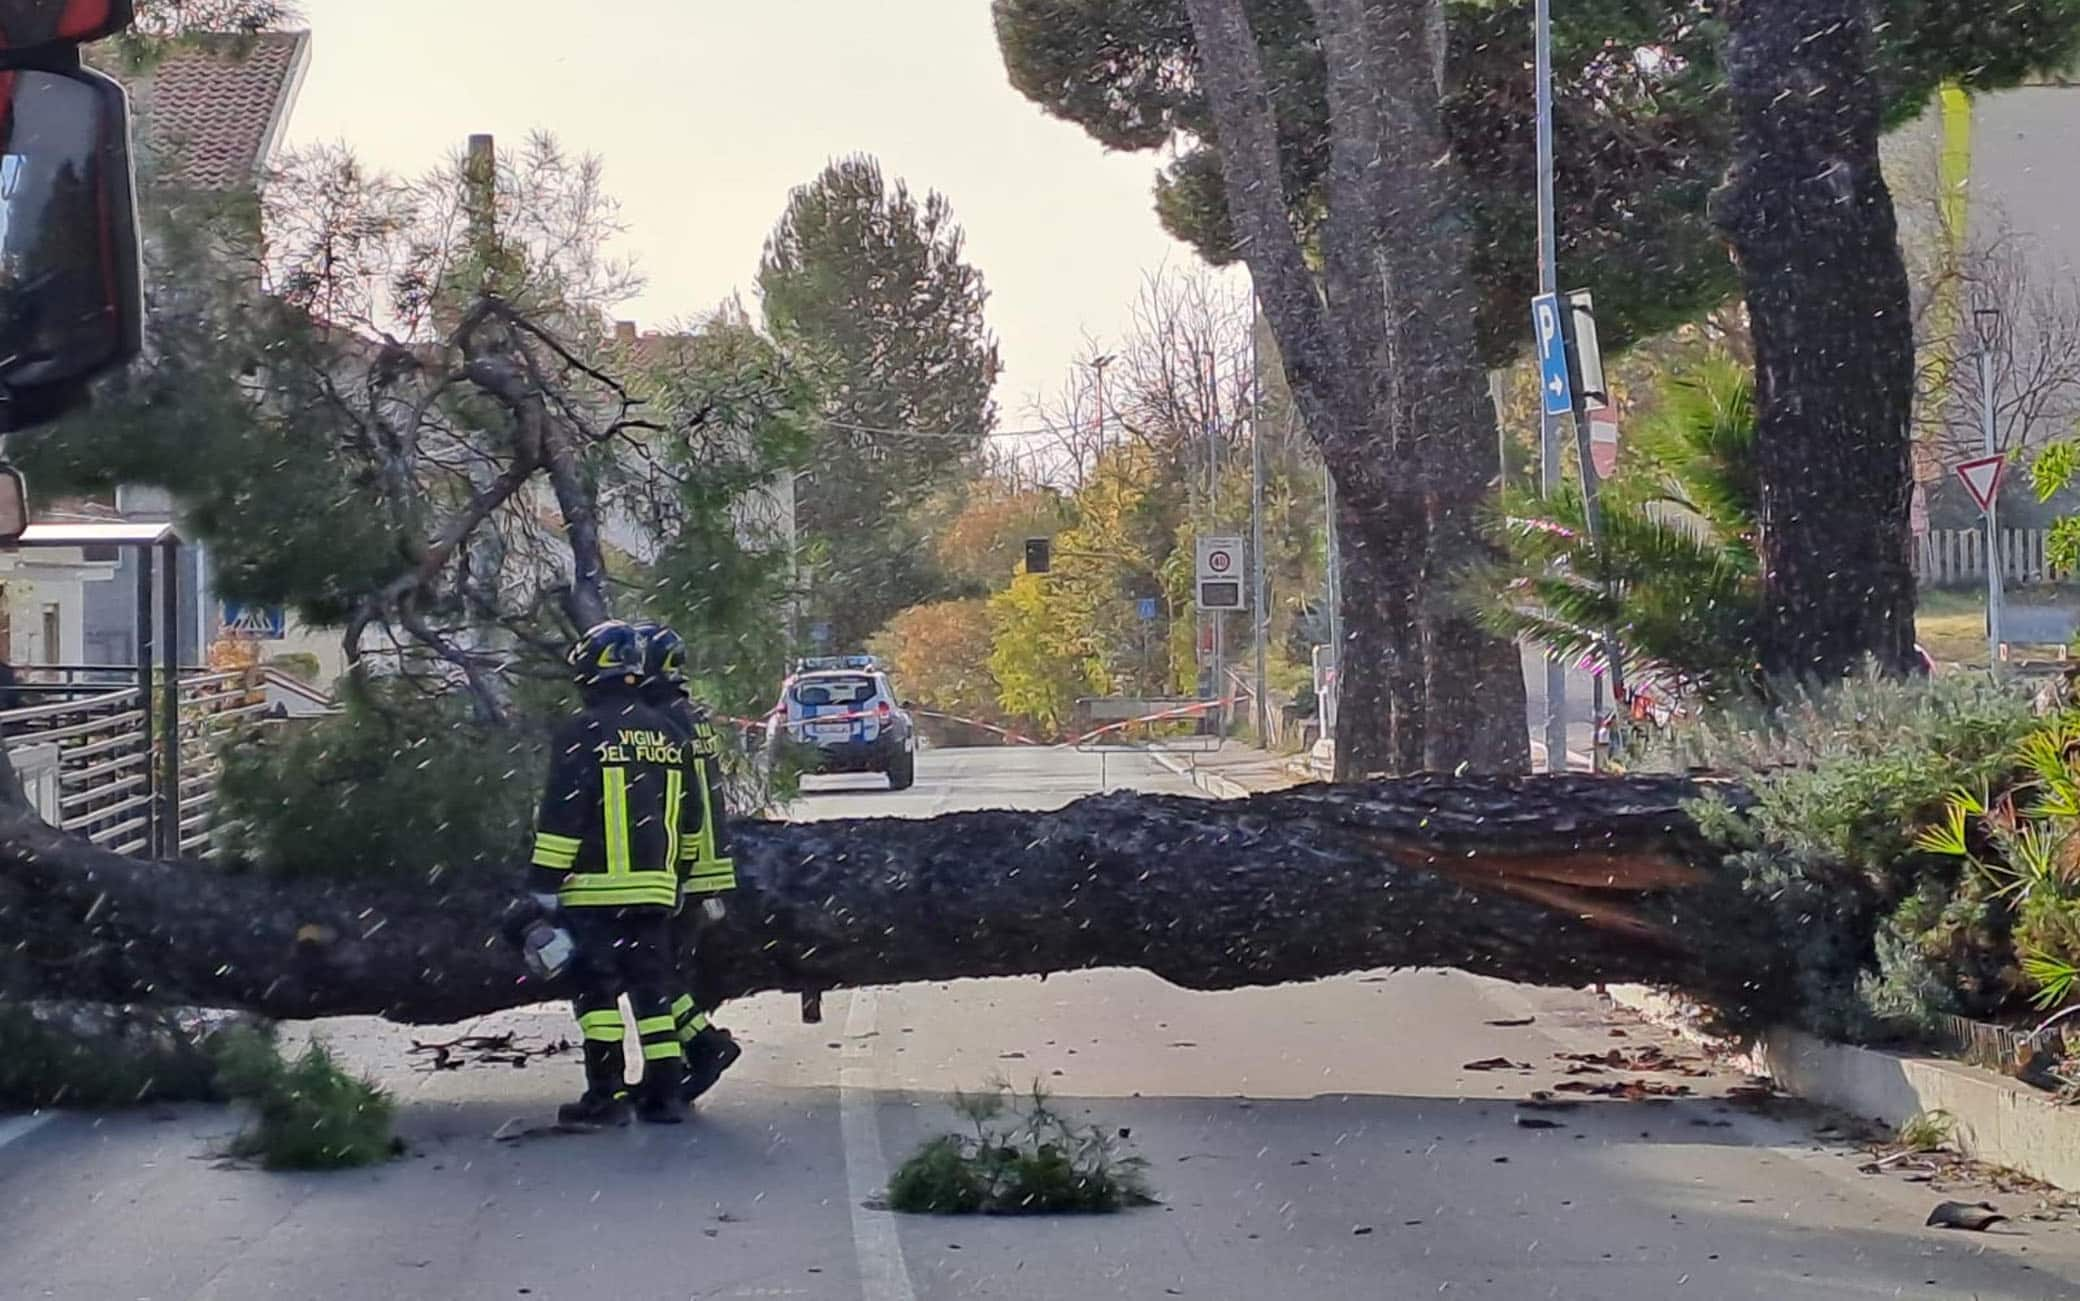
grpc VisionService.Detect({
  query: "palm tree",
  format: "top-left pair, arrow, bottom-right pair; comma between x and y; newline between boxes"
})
1479,355 -> 1763,701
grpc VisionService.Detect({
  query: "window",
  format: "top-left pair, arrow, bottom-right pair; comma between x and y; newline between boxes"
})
793,675 -> 875,707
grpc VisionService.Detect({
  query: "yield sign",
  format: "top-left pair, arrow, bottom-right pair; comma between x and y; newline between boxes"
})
1955,453 -> 2007,514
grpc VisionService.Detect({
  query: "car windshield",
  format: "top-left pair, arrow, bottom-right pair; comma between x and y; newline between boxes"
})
794,674 -> 876,708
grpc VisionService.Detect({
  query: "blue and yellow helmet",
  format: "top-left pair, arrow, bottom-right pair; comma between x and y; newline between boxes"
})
567,620 -> 645,688
631,621 -> 688,688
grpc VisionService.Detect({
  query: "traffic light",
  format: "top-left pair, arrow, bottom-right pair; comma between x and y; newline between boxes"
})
1024,537 -> 1050,574
0,1 -> 144,435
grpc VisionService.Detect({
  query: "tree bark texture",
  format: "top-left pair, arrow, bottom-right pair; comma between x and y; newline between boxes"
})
0,772 -> 1786,1026
1182,0 -> 1529,779
1712,0 -> 1919,679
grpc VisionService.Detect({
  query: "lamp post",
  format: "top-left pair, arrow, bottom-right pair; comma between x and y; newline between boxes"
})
1974,306 -> 2004,667
1086,352 -> 1115,450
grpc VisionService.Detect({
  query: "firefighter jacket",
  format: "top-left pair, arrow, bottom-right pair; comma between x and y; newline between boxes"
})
528,693 -> 689,909
653,690 -> 737,896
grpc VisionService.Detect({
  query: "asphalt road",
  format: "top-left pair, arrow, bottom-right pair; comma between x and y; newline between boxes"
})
4,746 -> 2080,1300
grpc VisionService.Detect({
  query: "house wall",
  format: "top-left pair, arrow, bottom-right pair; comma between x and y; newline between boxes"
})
0,550 -> 115,668
80,543 -> 210,667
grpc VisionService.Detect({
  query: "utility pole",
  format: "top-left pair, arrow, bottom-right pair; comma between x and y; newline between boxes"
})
1323,461 -> 1341,740
1534,0 -> 1567,771
1250,347 -> 1269,749
1976,308 -> 2005,667
1207,350 -> 1223,732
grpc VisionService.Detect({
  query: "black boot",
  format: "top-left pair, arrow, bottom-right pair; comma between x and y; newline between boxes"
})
558,1089 -> 631,1128
636,1057 -> 686,1125
559,1039 -> 632,1128
681,1027 -> 743,1103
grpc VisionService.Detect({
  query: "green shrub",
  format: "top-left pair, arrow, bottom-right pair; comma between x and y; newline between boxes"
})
214,681 -> 540,881
211,1027 -> 399,1171
1678,669 -> 2040,1038
1916,717 -> 2080,1013
886,1081 -> 1153,1216
0,1003 -> 227,1108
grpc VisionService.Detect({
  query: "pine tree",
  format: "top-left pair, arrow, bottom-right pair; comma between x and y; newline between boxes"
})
758,156 -> 1003,652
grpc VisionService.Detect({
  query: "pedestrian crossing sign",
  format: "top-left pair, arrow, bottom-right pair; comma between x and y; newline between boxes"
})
221,602 -> 285,640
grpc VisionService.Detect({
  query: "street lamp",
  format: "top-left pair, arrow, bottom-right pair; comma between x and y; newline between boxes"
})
1085,353 -> 1115,447
1973,306 -> 2004,664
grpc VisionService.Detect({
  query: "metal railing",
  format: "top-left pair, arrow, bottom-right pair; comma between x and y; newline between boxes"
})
0,665 -> 269,857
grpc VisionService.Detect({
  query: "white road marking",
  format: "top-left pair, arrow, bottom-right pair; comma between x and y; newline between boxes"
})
0,1112 -> 54,1155
839,989 -> 918,1301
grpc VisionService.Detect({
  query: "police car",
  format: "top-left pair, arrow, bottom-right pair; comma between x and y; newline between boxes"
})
766,655 -> 918,791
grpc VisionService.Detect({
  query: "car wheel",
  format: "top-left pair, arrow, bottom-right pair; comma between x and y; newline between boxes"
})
887,748 -> 916,791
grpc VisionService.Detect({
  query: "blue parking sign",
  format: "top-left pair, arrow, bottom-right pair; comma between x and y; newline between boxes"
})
1137,597 -> 1159,621
1531,294 -> 1573,416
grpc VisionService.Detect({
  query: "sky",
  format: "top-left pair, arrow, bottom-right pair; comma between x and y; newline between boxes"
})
281,0 -> 1210,425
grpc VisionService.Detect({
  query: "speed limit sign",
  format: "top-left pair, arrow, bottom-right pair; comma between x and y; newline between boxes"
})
1195,536 -> 1246,611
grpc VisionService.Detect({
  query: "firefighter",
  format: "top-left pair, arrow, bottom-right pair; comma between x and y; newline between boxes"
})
632,621 -> 744,1104
527,620 -> 689,1127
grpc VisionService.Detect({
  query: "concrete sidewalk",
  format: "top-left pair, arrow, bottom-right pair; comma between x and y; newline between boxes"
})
1143,740 -> 1309,798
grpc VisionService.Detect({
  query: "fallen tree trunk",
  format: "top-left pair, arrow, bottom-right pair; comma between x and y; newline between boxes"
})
0,773 -> 1784,1025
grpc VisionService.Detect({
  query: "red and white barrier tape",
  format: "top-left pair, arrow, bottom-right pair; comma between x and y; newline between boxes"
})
742,698 -> 1239,751
912,709 -> 1046,746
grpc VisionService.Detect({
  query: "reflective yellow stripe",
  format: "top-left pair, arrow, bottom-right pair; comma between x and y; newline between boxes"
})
664,768 -> 684,877
532,831 -> 580,869
642,1040 -> 684,1061
559,872 -> 678,909
635,1015 -> 677,1037
578,1010 -> 624,1042
686,1012 -> 710,1034
601,767 -> 631,876
670,994 -> 695,1021
687,858 -> 736,894
694,775 -> 719,868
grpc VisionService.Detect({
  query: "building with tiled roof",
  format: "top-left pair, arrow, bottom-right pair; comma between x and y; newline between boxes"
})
126,31 -> 311,192
30,33 -> 317,678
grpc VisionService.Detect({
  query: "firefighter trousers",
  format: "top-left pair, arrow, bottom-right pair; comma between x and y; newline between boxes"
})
563,906 -> 680,1099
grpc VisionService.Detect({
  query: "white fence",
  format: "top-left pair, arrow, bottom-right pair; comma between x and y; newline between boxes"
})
1917,528 -> 2065,585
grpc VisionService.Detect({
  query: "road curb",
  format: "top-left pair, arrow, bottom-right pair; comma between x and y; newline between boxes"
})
1607,984 -> 2080,1190
1142,746 -> 1253,800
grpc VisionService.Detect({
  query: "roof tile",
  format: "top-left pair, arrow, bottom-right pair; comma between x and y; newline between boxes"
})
132,32 -> 307,192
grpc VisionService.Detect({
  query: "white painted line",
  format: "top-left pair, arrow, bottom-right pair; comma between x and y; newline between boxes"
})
839,989 -> 918,1301
0,1112 -> 54,1155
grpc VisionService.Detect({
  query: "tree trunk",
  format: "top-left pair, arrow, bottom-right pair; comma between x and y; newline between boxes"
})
1374,0 -> 1530,775
1712,0 -> 1919,679
1182,0 -> 1529,779
1333,488 -> 1426,777
0,771 -> 1784,1025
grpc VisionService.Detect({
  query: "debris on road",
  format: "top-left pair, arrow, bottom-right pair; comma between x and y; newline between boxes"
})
410,1032 -> 570,1072
1552,1078 -> 1694,1100
1553,1046 -> 1708,1077
1484,1017 -> 1537,1027
1926,1201 -> 2009,1231
1462,1057 -> 1531,1072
